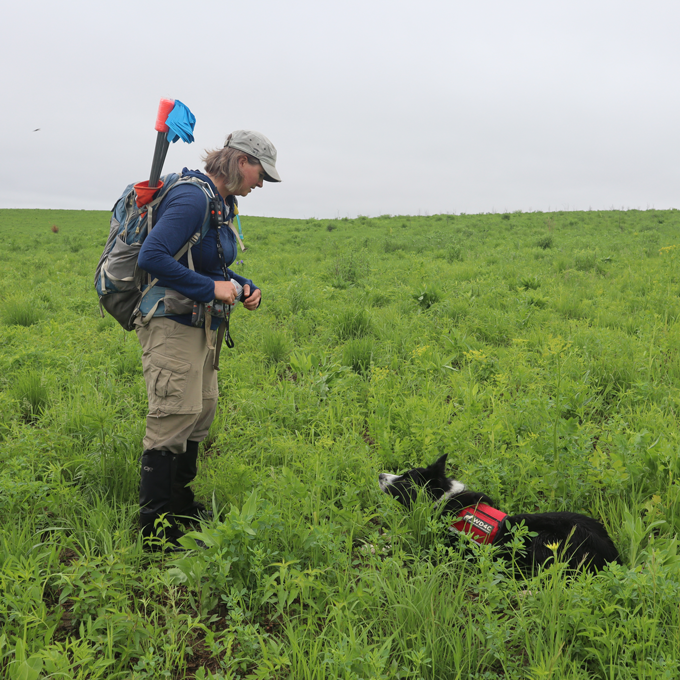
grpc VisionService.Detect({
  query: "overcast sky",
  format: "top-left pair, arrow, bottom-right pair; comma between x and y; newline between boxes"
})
1,1 -> 678,219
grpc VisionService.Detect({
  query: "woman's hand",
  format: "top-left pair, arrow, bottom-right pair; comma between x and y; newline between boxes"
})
214,280 -> 238,305
242,285 -> 261,310
214,281 -> 261,309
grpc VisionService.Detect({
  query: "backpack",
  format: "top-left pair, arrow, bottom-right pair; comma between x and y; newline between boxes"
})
94,172 -> 216,331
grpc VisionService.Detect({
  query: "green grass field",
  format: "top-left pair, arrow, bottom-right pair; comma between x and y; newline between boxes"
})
2,206 -> 680,679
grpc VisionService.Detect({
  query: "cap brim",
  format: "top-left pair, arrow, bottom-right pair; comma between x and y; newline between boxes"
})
261,160 -> 281,182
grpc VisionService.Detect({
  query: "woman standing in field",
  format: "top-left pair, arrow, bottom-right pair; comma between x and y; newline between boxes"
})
135,131 -> 281,550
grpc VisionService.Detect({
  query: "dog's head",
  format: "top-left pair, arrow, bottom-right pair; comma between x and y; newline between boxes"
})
378,454 -> 466,507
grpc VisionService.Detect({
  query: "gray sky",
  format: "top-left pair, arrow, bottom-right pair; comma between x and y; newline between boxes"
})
1,1 -> 678,219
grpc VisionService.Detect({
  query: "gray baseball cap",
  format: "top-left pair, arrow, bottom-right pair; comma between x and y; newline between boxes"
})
225,130 -> 281,182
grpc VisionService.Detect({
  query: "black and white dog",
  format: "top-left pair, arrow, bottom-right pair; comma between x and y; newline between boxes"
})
379,454 -> 621,573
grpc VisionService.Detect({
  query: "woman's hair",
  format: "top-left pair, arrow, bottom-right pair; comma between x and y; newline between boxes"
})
202,141 -> 261,194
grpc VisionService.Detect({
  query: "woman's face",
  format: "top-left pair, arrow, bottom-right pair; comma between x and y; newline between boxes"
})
234,158 -> 265,197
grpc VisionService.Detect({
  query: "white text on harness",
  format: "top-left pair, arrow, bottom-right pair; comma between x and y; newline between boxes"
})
450,503 -> 508,545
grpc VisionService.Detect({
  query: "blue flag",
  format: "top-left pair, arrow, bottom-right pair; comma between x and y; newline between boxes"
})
165,100 -> 196,144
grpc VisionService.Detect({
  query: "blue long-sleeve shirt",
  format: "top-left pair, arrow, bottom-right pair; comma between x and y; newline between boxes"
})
138,169 -> 258,327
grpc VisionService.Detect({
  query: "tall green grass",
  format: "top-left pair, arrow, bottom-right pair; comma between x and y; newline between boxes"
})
2,206 -> 680,677
1,295 -> 44,326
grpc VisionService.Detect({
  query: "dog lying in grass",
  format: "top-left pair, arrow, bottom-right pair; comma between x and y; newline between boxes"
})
379,454 -> 621,573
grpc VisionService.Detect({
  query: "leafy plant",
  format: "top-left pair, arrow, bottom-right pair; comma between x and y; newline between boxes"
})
520,275 -> 540,290
1,296 -> 44,326
11,368 -> 49,421
414,285 -> 441,310
261,328 -> 289,365
536,234 -> 554,249
334,308 -> 372,340
328,252 -> 368,288
342,337 -> 374,373
445,244 -> 464,262
288,283 -> 310,315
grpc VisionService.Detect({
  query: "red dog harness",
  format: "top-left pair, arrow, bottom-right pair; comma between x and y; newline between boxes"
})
450,504 -> 507,545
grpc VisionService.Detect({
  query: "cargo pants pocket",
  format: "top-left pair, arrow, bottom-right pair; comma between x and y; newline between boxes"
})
146,352 -> 192,413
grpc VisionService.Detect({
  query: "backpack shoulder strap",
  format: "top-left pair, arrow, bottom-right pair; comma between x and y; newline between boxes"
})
136,174 -> 219,321
172,173 -> 217,238
149,172 -> 216,236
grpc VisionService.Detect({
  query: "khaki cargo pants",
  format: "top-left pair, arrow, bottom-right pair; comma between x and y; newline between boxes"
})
135,317 -> 218,454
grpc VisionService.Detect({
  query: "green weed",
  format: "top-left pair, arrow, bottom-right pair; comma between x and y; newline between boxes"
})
342,337 -> 374,373
288,284 -> 310,315
11,368 -> 49,421
261,328 -> 289,365
414,286 -> 441,310
520,275 -> 541,290
2,206 -> 680,678
445,243 -> 464,262
335,308 -> 372,339
328,252 -> 368,288
1,296 -> 44,326
536,233 -> 554,249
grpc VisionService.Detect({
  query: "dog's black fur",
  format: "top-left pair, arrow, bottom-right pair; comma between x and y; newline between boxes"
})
379,454 -> 621,573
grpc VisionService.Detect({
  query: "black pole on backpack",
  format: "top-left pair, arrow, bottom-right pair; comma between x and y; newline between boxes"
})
148,99 -> 175,188
149,131 -> 169,189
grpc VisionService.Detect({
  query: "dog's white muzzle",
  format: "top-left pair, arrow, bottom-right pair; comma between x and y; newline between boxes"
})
378,473 -> 401,492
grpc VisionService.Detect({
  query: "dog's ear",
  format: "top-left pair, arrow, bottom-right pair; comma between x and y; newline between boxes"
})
431,453 -> 448,473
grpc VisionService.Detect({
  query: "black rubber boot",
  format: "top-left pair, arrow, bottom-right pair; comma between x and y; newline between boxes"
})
171,440 -> 211,522
139,449 -> 185,552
